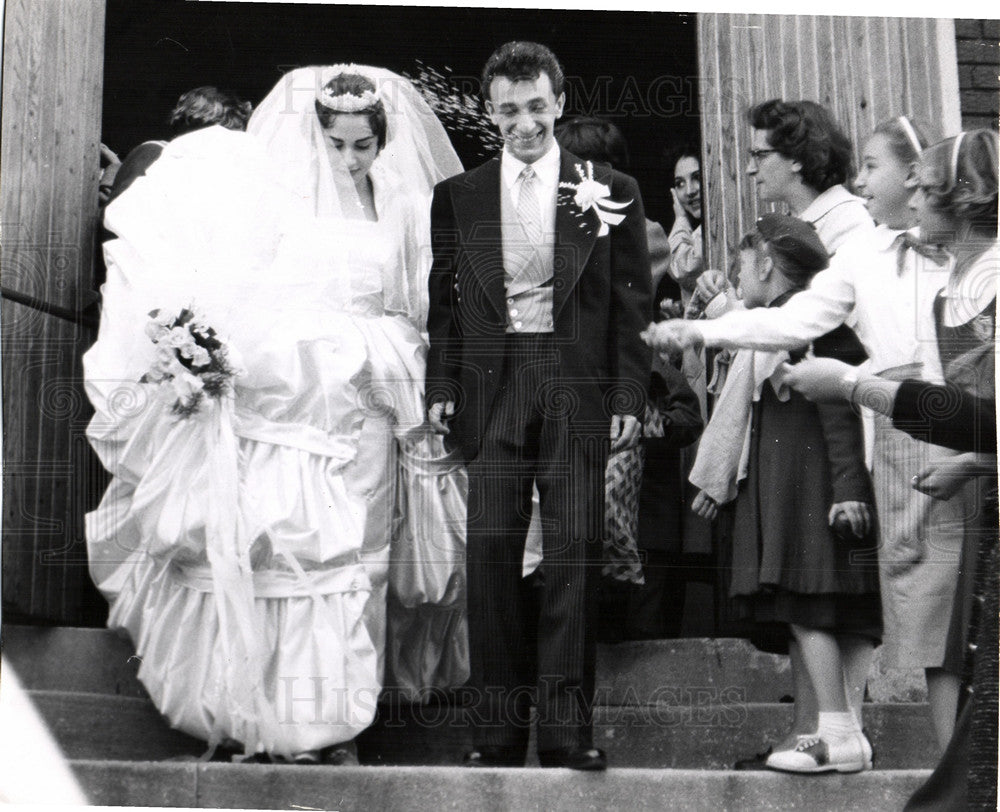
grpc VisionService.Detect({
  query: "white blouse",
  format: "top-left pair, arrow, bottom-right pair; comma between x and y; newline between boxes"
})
798,184 -> 874,256
698,225 -> 952,374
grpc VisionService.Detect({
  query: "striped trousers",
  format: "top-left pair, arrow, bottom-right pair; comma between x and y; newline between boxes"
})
464,333 -> 607,753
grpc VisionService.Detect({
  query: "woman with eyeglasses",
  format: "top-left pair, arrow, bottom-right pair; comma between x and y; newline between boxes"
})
745,99 -> 875,250
693,99 -> 876,312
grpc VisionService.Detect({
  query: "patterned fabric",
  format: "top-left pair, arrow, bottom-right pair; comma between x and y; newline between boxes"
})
516,166 -> 542,244
603,404 -> 666,584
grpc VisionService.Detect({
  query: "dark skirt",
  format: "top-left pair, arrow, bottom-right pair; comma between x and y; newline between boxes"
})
729,387 -> 880,598
733,589 -> 883,655
727,384 -> 881,655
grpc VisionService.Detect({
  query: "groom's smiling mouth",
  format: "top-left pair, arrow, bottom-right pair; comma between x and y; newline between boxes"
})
509,130 -> 543,144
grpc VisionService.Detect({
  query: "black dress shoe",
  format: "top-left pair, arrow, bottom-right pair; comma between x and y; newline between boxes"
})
463,746 -> 526,768
538,746 -> 607,771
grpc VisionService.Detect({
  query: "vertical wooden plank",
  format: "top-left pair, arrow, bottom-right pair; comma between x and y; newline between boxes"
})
916,19 -> 944,140
831,15 -> 860,177
725,13 -> 749,270
901,19 -> 923,127
882,18 -> 904,121
726,12 -> 761,275
918,18 -> 941,130
790,15 -> 807,101
813,15 -> 836,111
2,0 -> 106,623
797,16 -> 817,103
933,19 -> 962,137
825,15 -> 842,128
36,0 -> 64,616
697,14 -> 725,273
763,13 -> 787,106
844,16 -> 872,165
743,13 -> 767,235
852,17 -> 874,140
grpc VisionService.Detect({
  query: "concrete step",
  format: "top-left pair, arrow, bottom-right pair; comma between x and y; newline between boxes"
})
3,625 -> 928,703
29,691 -> 204,762
71,760 -> 932,811
3,625 -> 147,698
362,700 -> 935,770
31,689 -> 936,769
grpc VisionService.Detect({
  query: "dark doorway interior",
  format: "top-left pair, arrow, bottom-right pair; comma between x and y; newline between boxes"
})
102,1 -> 700,228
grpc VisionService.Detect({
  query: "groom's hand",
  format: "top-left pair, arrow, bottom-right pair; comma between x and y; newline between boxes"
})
610,414 -> 641,452
428,401 -> 455,434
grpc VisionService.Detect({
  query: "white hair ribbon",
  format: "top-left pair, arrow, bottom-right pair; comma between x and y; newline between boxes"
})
949,131 -> 966,189
897,115 -> 922,157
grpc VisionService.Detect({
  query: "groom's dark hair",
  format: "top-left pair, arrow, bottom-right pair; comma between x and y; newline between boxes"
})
481,41 -> 565,102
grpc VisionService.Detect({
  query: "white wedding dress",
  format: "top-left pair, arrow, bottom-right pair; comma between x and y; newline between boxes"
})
85,109 -> 466,758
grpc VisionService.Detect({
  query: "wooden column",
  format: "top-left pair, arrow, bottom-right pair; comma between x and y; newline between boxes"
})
2,0 -> 107,623
696,14 -> 961,276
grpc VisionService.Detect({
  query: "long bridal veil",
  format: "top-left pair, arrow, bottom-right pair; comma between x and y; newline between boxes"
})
85,64 -> 470,759
248,64 -> 463,325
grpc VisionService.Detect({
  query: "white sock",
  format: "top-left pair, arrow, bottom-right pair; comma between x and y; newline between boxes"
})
817,711 -> 860,741
842,672 -> 865,729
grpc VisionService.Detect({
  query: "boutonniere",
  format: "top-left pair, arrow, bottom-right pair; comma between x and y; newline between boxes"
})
559,161 -> 632,237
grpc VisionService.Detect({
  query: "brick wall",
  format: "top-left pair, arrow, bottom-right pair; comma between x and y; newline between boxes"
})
955,18 -> 999,130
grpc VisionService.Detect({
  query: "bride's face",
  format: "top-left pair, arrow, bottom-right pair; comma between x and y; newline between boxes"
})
323,114 -> 380,183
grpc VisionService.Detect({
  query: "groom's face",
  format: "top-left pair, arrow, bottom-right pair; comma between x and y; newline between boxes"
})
485,72 -> 565,164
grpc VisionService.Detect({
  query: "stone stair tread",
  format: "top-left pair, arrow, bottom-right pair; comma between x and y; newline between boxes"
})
3,625 -> 928,703
71,759 -> 933,811
3,625 -> 147,698
31,690 -> 205,761
30,689 -> 935,769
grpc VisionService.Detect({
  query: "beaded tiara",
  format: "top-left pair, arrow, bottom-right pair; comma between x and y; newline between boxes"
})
316,64 -> 381,113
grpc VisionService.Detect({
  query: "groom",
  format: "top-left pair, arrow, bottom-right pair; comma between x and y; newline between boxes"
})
426,41 -> 651,770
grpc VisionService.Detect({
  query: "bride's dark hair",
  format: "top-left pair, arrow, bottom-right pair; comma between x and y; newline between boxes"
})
315,73 -> 388,149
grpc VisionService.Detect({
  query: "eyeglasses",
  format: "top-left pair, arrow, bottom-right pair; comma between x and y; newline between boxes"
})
748,148 -> 778,161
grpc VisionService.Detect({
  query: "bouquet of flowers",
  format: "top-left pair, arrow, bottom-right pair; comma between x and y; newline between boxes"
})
140,306 -> 237,417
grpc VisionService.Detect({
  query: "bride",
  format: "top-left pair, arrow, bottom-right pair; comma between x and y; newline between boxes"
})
84,65 -> 466,763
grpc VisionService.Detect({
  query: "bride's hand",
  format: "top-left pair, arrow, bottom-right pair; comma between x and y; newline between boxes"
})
428,401 -> 454,434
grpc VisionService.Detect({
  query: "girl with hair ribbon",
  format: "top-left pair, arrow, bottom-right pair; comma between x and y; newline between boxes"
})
783,128 -> 998,809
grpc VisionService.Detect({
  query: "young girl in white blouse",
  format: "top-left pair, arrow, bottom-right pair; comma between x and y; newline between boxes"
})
645,116 -> 966,756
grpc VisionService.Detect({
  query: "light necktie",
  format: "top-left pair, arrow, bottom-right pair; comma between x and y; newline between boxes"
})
517,165 -> 542,245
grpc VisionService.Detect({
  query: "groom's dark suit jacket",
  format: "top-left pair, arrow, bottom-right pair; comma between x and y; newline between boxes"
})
426,149 -> 652,460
